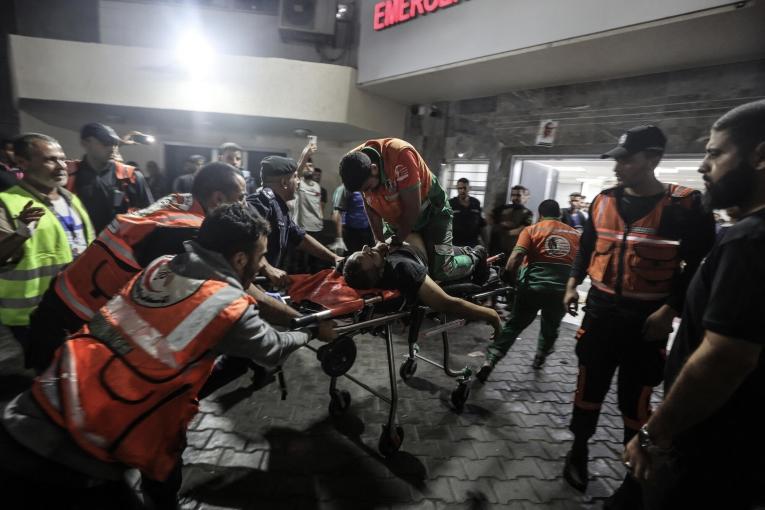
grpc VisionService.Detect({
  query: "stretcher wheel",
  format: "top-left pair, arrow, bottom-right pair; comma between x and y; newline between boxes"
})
378,425 -> 404,457
317,336 -> 357,377
450,383 -> 471,413
328,389 -> 351,417
399,359 -> 417,381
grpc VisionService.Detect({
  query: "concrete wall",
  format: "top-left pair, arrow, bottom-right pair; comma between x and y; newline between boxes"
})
9,35 -> 405,137
404,59 -> 765,210
98,0 -> 335,63
358,0 -> 734,83
19,109 -> 357,219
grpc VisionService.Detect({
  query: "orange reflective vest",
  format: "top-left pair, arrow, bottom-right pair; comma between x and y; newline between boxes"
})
54,193 -> 205,321
588,184 -> 695,301
33,255 -> 254,481
66,159 -> 137,195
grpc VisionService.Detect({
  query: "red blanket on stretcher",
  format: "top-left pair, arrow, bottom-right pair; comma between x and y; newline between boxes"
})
288,269 -> 400,316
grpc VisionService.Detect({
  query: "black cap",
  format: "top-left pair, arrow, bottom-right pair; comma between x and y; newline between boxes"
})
80,123 -> 121,146
260,156 -> 297,180
601,125 -> 666,159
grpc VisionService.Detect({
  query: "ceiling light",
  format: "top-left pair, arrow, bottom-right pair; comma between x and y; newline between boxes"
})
675,167 -> 701,171
457,152 -> 465,158
555,166 -> 587,172
293,128 -> 313,137
655,168 -> 679,174
175,30 -> 214,72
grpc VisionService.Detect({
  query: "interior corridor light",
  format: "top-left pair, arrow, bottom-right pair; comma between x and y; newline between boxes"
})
175,30 -> 214,72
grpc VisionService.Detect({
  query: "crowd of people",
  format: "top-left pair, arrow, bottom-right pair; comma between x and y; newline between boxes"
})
0,98 -> 762,510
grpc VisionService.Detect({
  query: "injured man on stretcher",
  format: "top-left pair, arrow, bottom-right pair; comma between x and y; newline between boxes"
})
341,236 -> 502,339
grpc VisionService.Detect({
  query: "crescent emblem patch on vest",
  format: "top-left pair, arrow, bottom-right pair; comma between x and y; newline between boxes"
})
543,235 -> 571,258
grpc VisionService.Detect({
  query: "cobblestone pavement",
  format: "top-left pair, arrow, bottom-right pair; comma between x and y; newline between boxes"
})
177,313 -> 646,510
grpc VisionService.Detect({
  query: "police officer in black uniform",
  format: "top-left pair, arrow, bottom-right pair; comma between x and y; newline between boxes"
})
248,154 -> 341,288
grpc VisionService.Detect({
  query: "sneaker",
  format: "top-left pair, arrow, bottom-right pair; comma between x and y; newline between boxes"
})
532,354 -> 546,370
250,364 -> 276,390
603,476 -> 642,510
468,245 -> 489,285
476,363 -> 493,383
563,447 -> 589,492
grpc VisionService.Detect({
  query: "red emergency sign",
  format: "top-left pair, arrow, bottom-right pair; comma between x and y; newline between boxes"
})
373,0 -> 463,31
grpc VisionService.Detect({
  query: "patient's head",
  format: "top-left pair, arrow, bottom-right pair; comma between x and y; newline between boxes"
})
343,244 -> 389,289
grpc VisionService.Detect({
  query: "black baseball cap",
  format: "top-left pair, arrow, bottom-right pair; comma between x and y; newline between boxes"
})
601,125 -> 667,159
260,156 -> 297,180
80,123 -> 121,146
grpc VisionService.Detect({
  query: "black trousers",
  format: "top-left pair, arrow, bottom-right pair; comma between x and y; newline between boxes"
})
27,278 -> 86,373
569,291 -> 665,445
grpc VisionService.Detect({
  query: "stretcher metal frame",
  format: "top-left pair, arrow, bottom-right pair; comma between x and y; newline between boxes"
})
288,255 -> 513,456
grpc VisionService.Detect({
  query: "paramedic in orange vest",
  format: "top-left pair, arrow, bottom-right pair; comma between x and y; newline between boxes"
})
66,123 -> 153,233
339,138 -> 486,283
560,125 -> 715,505
0,203 -> 336,508
26,162 -> 254,372
476,199 -> 580,382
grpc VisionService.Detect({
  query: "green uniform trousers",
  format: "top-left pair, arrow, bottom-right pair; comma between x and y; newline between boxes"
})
486,286 -> 566,365
386,203 -> 475,282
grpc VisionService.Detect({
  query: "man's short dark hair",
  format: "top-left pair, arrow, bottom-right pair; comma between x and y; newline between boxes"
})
313,167 -> 322,173
343,253 -> 380,289
339,152 -> 373,192
511,185 -> 529,194
192,162 -> 242,202
197,202 -> 270,259
712,99 -> 765,155
538,199 -> 561,218
13,133 -> 58,160
457,178 -> 469,185
187,154 -> 206,164
219,142 -> 242,153
569,192 -> 583,199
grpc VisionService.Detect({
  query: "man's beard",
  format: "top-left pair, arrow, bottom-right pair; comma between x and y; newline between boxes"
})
702,160 -> 757,212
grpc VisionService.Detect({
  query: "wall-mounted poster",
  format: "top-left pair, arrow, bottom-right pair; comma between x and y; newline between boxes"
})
536,120 -> 558,147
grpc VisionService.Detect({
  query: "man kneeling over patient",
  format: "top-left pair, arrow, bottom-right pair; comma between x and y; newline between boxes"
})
342,240 -> 501,338
0,203 -> 335,508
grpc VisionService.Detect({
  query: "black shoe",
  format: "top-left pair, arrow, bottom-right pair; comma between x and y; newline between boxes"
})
563,447 -> 588,492
468,245 -> 489,285
603,476 -> 642,510
250,364 -> 276,391
476,363 -> 493,383
532,354 -> 546,370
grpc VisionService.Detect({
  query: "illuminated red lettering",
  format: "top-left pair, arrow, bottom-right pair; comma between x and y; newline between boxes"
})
423,0 -> 439,12
398,0 -> 410,21
385,0 -> 398,27
409,0 -> 424,16
439,0 -> 454,7
373,1 -> 386,30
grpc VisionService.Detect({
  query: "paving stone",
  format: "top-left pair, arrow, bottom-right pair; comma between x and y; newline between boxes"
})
217,449 -> 266,470
448,477 -> 498,504
461,457 -> 506,480
182,448 -> 224,465
186,429 -> 213,449
418,477 -> 455,502
501,457 -> 545,479
490,478 -> 539,504
425,457 -> 468,480
196,414 -> 235,432
472,440 -> 512,459
206,430 -> 247,451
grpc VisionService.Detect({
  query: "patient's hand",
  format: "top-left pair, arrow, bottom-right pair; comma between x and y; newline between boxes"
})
317,320 -> 337,343
264,264 -> 291,289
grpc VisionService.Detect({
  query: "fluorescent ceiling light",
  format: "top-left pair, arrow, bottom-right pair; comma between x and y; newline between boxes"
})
655,168 -> 679,174
555,166 -> 587,172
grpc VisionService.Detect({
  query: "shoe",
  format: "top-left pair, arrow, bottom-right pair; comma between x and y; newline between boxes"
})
468,245 -> 489,285
532,354 -> 546,369
249,364 -> 276,391
603,476 -> 642,510
476,363 -> 493,383
563,447 -> 589,492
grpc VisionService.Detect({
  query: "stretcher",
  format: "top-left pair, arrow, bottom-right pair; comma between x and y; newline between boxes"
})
285,255 -> 512,456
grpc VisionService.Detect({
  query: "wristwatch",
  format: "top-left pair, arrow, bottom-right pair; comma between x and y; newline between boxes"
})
638,425 -> 654,449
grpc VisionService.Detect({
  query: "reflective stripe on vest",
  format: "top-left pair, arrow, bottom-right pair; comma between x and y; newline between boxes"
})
33,255 -> 253,481
0,185 -> 93,325
587,184 -> 694,300
54,193 -> 204,321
